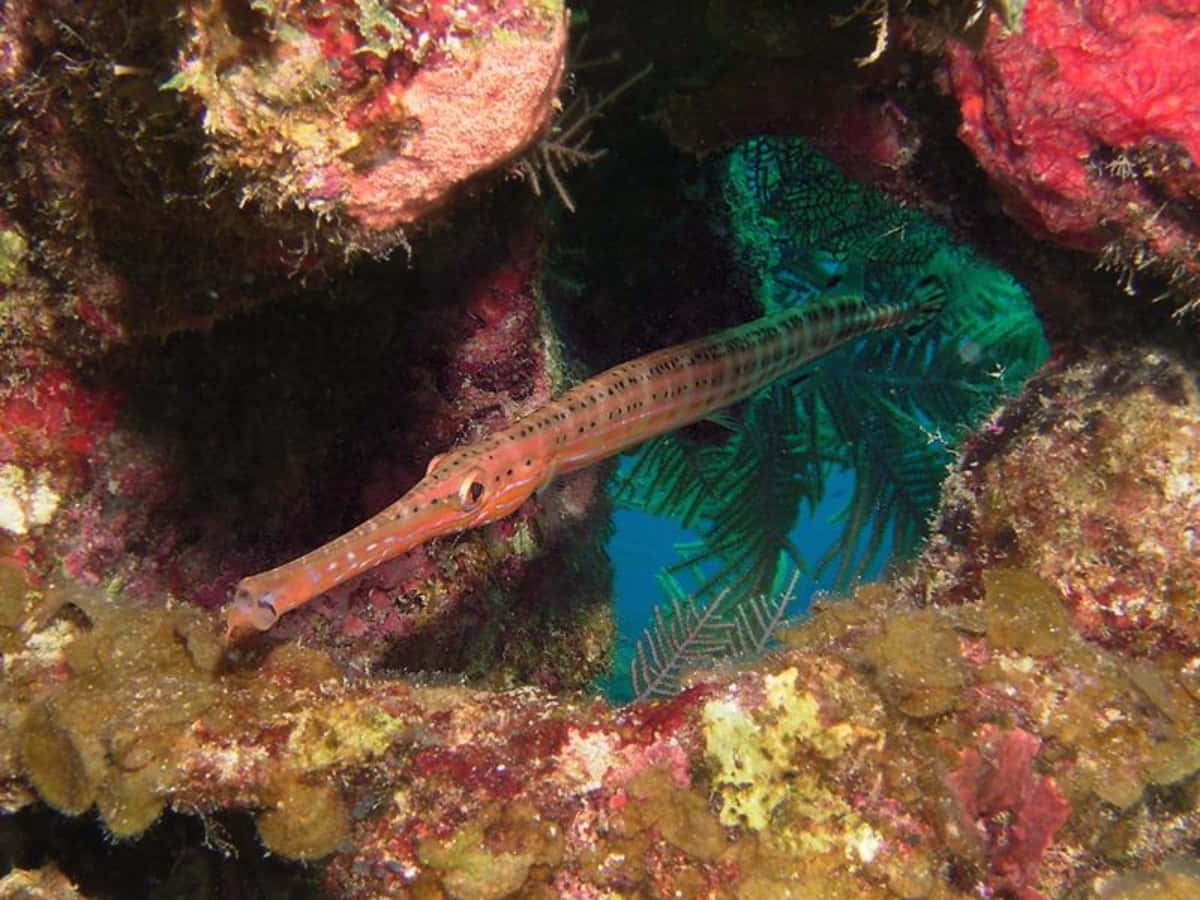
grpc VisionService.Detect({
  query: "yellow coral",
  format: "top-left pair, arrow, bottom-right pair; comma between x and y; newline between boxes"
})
702,667 -> 880,833
285,699 -> 409,771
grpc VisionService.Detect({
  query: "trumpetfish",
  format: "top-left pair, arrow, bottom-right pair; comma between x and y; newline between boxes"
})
226,278 -> 945,640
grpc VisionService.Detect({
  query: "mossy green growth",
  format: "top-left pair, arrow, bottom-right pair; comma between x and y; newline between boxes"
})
981,568 -> 1072,656
861,609 -> 965,718
1097,859 -> 1200,899
13,596 -> 223,837
352,0 -> 410,58
285,699 -> 409,771
0,228 -> 27,287
96,767 -> 166,839
1001,607 -> 1200,812
418,802 -> 558,900
256,776 -> 350,860
619,767 -> 727,862
17,700 -> 96,816
18,669 -> 177,837
530,0 -> 566,27
0,562 -> 32,642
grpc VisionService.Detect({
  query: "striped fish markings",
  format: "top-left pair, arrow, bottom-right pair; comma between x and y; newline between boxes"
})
226,280 -> 945,640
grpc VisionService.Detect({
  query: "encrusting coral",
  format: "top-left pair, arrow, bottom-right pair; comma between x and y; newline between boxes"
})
946,0 -> 1200,314
922,343 -> 1200,658
0,0 -> 569,363
169,0 -> 568,250
2,341 -> 1198,897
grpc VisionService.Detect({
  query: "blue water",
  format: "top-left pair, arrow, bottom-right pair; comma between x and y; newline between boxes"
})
603,466 -> 888,701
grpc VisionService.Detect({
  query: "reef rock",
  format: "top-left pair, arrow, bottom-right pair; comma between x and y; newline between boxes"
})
3,343 -> 1198,897
947,0 -> 1200,313
170,0 -> 568,248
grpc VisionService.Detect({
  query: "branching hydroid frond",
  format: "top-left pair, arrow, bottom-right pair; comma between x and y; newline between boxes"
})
630,586 -> 732,702
629,568 -> 803,702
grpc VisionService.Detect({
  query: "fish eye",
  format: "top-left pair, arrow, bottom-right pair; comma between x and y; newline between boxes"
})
457,468 -> 488,511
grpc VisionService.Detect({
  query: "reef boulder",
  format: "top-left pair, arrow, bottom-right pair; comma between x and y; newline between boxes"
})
947,0 -> 1200,312
170,0 -> 568,251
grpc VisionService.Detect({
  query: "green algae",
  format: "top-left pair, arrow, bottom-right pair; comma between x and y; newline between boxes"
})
15,598 -> 210,831
0,546 -> 1194,896
9,591 -> 221,836
10,590 -> 371,853
780,581 -> 898,650
1098,859 -> 1200,899
95,767 -> 165,839
0,563 -> 31,630
981,567 -> 1072,656
417,802 -> 561,900
620,767 -> 727,862
285,700 -> 410,771
256,776 -> 350,861
419,827 -> 534,900
350,0 -> 411,59
0,563 -> 32,663
967,570 -> 1200,813
0,227 -> 27,286
861,609 -> 965,718
17,700 -> 95,817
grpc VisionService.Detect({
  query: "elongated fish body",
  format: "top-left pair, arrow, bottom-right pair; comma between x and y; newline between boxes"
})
226,280 -> 944,639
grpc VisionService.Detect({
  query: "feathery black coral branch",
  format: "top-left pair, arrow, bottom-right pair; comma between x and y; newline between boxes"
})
615,136 -> 1047,616
513,62 -> 652,212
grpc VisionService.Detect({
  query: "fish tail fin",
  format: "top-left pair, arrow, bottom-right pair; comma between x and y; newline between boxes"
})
903,274 -> 947,336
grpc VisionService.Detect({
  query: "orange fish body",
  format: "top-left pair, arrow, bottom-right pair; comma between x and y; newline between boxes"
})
227,283 -> 943,640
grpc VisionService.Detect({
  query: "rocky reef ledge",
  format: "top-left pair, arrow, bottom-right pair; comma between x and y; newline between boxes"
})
3,342 -> 1198,898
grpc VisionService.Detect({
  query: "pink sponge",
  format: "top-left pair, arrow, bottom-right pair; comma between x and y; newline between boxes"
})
947,726 -> 1071,897
170,1 -> 567,252
948,0 -> 1200,300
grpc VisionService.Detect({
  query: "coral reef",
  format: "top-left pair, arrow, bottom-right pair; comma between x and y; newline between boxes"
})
2,343 -> 1199,897
169,0 -> 567,248
923,343 -> 1200,657
2,0 -> 1200,896
0,864 -> 84,899
947,0 -> 1200,313
0,2 -> 605,688
0,0 -> 319,359
0,0 -> 567,364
